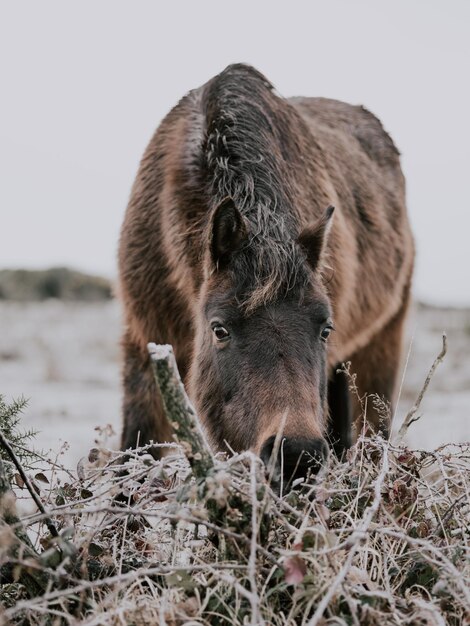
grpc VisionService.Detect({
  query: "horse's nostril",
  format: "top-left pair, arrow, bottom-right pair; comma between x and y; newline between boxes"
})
260,436 -> 328,487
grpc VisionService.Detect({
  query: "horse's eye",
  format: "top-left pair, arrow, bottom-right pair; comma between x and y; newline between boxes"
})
212,324 -> 230,342
320,325 -> 333,341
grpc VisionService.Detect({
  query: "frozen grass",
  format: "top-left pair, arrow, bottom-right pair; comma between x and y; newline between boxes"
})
2,436 -> 469,625
1,397 -> 469,623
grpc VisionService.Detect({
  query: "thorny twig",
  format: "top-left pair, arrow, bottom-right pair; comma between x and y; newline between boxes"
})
396,333 -> 447,443
0,456 -> 50,595
0,427 -> 59,538
248,453 -> 263,626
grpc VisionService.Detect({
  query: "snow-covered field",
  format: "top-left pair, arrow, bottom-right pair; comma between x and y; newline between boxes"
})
0,300 -> 468,467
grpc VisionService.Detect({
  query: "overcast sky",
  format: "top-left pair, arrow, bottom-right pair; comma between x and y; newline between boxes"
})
1,1 -> 469,305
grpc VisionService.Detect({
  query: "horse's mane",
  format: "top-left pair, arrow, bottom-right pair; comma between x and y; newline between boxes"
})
200,64 -> 309,310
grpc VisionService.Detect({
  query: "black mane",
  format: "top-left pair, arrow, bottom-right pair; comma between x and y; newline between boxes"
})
200,64 -> 309,309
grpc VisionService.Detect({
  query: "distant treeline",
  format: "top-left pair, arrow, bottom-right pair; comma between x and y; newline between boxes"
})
0,268 -> 112,301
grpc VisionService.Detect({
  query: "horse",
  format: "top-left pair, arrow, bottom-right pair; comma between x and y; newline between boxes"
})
118,64 -> 414,484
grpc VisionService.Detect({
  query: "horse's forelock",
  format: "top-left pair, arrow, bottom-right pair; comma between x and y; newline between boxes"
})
230,230 -> 309,312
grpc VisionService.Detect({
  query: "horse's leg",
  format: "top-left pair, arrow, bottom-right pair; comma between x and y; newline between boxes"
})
327,368 -> 353,456
121,329 -> 174,458
348,287 -> 411,438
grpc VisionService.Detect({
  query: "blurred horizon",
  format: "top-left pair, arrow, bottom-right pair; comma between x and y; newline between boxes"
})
1,1 -> 469,306
1,264 -> 469,310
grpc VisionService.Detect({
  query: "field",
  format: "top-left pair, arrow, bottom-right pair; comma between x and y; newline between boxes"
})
0,299 -> 468,467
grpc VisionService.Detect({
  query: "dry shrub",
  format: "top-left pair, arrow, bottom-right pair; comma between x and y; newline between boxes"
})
1,432 -> 469,625
0,268 -> 111,302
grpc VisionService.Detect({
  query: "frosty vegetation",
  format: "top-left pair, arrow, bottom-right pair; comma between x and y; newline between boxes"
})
0,269 -> 111,302
0,344 -> 469,625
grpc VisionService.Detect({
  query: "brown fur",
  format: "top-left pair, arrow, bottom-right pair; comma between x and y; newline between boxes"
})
118,64 -> 414,460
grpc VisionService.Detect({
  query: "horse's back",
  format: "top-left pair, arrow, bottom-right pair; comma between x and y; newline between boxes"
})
289,96 -> 401,172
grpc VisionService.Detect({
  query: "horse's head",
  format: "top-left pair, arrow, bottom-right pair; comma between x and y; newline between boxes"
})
189,198 -> 335,487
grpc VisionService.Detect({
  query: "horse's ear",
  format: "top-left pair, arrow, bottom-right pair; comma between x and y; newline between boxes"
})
298,205 -> 335,271
210,198 -> 248,269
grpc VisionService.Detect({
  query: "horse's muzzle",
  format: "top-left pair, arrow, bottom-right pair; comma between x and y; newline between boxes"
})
260,435 -> 328,489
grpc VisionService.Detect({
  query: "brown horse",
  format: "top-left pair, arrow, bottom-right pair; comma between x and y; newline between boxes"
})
118,64 -> 414,483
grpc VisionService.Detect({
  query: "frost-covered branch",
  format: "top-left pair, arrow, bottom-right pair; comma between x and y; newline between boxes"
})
147,343 -> 214,478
